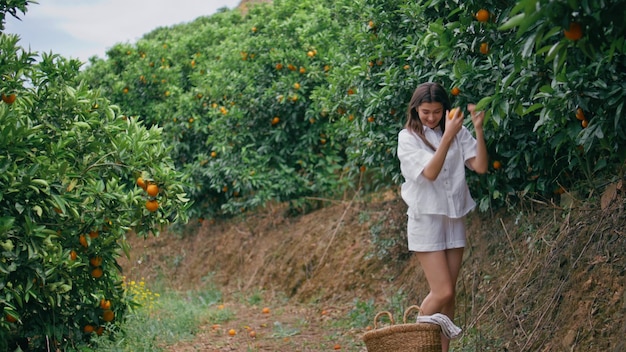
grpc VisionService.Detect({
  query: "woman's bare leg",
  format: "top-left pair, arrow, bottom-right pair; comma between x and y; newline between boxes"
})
416,247 -> 464,352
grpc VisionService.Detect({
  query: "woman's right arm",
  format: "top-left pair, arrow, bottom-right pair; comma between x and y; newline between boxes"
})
421,111 -> 463,181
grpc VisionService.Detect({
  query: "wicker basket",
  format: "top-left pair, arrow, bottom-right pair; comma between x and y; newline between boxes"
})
362,305 -> 442,352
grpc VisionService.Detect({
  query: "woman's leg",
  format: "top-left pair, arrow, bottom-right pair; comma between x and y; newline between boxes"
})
416,250 -> 455,315
416,247 -> 464,352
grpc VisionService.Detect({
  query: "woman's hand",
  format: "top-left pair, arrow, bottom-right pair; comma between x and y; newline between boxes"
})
444,108 -> 464,139
467,104 -> 485,130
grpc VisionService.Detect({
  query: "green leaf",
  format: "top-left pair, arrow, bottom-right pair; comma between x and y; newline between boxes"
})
498,13 -> 525,31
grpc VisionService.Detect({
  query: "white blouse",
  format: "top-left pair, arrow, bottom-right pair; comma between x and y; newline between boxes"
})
397,126 -> 478,218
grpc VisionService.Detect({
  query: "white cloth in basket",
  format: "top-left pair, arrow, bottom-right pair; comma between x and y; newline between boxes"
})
415,313 -> 462,339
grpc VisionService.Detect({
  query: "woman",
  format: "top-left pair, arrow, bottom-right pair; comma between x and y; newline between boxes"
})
397,82 -> 488,351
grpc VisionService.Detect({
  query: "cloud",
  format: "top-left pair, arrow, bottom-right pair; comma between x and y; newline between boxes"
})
5,0 -> 239,61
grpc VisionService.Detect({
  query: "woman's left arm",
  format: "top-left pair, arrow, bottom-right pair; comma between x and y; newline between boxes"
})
467,104 -> 488,174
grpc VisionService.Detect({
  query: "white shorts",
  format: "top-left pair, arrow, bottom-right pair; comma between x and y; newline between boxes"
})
407,214 -> 466,252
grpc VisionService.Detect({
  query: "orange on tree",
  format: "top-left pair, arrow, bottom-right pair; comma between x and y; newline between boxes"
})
102,309 -> 115,322
146,184 -> 159,197
211,151 -> 217,158
70,250 -> 77,261
1,93 -> 16,104
493,160 -> 502,170
448,107 -> 460,119
100,299 -> 111,310
145,199 -> 159,212
293,82 -> 300,90
451,87 -> 461,96
564,22 -> 583,41
582,119 -> 589,128
89,256 -> 103,267
91,267 -> 103,278
83,324 -> 95,333
475,9 -> 490,23
79,234 -> 88,248
88,230 -> 99,239
271,116 -> 280,125
137,177 -> 147,190
480,42 -> 489,54
5,314 -> 17,323
275,63 -> 283,70
96,326 -> 104,336
575,108 -> 585,121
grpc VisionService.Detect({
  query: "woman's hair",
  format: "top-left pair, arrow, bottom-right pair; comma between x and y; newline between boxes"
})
404,82 -> 451,151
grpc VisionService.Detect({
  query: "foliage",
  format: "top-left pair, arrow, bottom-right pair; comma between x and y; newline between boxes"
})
0,30 -> 189,351
80,0 -> 626,219
0,0 -> 32,31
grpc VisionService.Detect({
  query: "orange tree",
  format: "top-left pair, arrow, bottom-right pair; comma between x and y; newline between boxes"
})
316,0 -> 626,209
0,14 -> 189,352
80,0 -> 625,218
80,0 -> 356,218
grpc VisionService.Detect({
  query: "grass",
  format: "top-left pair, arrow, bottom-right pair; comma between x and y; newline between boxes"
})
90,278 -> 230,351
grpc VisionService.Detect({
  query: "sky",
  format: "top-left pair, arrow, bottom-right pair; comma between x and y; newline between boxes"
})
4,0 -> 241,63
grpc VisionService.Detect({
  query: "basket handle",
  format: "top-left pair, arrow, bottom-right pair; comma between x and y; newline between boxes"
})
403,305 -> 424,323
372,311 -> 395,329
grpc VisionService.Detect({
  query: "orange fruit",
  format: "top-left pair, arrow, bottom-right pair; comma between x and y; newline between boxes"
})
367,116 -> 375,123
249,330 -> 257,338
493,160 -> 502,170
211,151 -> 217,158
91,267 -> 103,278
70,250 -> 77,261
88,230 -> 99,239
228,329 -> 237,336
89,256 -> 103,267
575,108 -> 585,121
360,165 -> 366,173
262,307 -> 270,314
271,117 -> 280,125
307,50 -> 315,58
334,344 -> 341,350
79,234 -> 88,248
480,42 -> 489,54
299,67 -> 306,74
102,309 -> 114,322
83,324 -> 95,333
293,82 -> 300,90
100,299 -> 111,310
145,200 -> 159,212
146,184 -> 159,197
275,63 -> 283,70
448,107 -> 460,119
287,64 -> 296,71
96,326 -> 104,336
5,314 -> 17,323
564,22 -> 583,41
137,177 -> 147,190
581,119 -> 588,128
451,87 -> 461,96
475,9 -> 490,23
2,93 -> 16,104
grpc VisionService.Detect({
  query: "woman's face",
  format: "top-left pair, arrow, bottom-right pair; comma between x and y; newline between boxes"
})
417,102 -> 444,129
